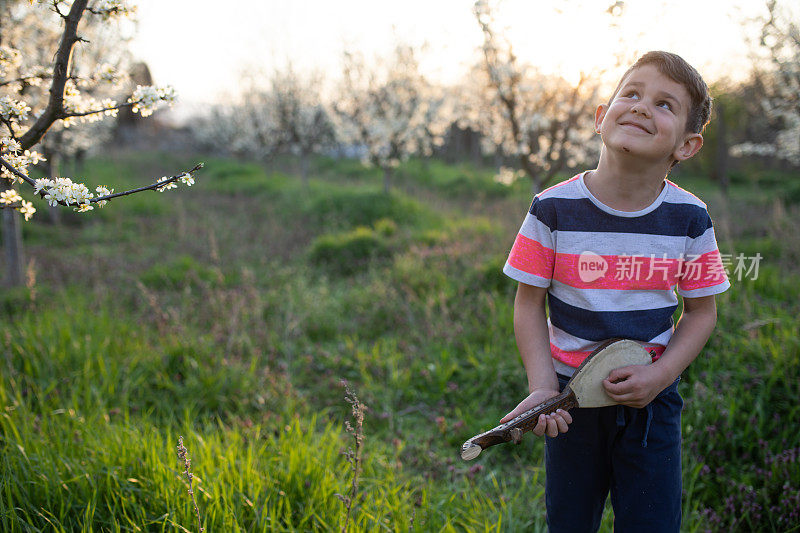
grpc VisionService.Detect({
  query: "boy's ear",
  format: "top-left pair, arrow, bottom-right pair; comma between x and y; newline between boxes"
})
594,104 -> 608,133
673,133 -> 704,162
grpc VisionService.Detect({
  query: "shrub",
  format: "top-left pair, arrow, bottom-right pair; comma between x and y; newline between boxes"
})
305,189 -> 427,229
472,253 -> 516,295
139,255 -> 223,290
308,226 -> 393,275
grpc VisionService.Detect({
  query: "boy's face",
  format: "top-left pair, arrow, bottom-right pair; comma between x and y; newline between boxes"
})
594,64 -> 703,166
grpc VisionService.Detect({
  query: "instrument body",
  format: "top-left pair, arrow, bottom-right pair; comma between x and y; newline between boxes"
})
460,339 -> 654,461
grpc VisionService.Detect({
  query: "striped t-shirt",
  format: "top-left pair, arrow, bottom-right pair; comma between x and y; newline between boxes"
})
503,172 -> 730,377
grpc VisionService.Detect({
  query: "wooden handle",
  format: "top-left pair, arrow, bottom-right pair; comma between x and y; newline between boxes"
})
460,390 -> 578,461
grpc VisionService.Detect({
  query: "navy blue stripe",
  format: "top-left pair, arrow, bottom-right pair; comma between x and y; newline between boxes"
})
548,293 -> 675,342
530,197 -> 712,238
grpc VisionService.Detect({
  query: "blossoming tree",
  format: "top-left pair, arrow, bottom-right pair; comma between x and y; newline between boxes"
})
471,0 -> 602,193
0,0 -> 202,286
333,44 -> 450,193
731,0 -> 800,165
193,65 -> 334,188
268,67 -> 336,186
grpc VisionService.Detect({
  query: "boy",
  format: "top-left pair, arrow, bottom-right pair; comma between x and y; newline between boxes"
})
499,51 -> 730,532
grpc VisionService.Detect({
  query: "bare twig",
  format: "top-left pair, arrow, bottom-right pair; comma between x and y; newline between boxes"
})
176,436 -> 204,533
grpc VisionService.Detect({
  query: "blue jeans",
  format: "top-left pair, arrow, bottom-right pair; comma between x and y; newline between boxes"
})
544,373 -> 683,533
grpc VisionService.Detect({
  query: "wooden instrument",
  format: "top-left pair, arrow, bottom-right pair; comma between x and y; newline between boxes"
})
460,339 -> 654,461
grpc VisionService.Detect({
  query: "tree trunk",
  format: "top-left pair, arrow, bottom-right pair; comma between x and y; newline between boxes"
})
712,101 -> 729,196
2,183 -> 24,287
520,152 -> 542,195
300,153 -> 309,190
46,152 -> 62,225
470,129 -> 483,169
383,166 -> 392,194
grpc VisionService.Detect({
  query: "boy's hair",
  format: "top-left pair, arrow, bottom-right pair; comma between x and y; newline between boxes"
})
610,51 -> 712,134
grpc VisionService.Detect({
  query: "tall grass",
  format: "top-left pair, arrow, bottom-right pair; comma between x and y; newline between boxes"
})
2,151 -> 798,531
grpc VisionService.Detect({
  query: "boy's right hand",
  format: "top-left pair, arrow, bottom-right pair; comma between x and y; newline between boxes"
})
499,388 -> 573,438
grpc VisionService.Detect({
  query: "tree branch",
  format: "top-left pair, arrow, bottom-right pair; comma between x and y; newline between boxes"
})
0,75 -> 55,88
0,155 -> 203,207
18,0 -> 90,151
0,155 -> 40,188
92,163 -> 203,203
62,101 -> 133,120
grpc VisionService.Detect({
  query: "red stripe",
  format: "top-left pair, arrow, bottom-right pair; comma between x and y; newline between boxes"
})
551,343 -> 665,368
553,252 -> 682,290
678,249 -> 728,291
508,234 -> 554,279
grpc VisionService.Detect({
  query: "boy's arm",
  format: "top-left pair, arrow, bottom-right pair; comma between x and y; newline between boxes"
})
603,294 -> 718,408
500,282 -> 572,437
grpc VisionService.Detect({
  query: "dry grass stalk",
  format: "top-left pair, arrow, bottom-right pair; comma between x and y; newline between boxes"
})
336,381 -> 366,533
176,436 -> 204,533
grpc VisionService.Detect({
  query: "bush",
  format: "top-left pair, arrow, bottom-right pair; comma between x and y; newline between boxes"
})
139,255 -> 223,289
305,189 -> 428,230
308,226 -> 393,276
472,253 -> 516,295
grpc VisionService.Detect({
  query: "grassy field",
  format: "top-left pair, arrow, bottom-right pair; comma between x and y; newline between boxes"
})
1,151 -> 798,532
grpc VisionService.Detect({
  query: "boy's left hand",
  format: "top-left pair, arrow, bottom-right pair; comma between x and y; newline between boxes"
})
602,364 -> 668,409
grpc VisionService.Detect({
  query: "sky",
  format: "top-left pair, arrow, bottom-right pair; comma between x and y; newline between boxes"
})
128,0 -> 768,117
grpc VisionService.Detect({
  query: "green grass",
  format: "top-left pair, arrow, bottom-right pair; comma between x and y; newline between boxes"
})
2,151 -> 799,531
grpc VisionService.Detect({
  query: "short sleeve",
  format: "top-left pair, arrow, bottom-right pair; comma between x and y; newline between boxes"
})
677,212 -> 730,297
503,196 -> 556,288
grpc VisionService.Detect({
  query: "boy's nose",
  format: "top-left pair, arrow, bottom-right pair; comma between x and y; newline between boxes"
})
631,102 -> 651,118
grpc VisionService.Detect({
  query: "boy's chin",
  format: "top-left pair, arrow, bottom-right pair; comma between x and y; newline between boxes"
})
606,140 -> 664,160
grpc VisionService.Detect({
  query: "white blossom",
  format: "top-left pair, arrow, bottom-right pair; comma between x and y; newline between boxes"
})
129,85 -> 176,117
0,136 -> 22,153
1,150 -> 46,183
94,63 -> 121,84
0,189 -> 23,204
156,176 -> 178,192
0,46 -> 22,78
0,95 -> 31,122
18,200 -> 35,220
91,0 -> 137,20
493,166 -> 523,186
40,177 -> 93,207
95,185 -> 113,207
33,178 -> 55,194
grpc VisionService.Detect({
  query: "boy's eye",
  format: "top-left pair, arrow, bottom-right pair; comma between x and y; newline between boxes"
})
657,101 -> 673,111
623,91 -> 639,99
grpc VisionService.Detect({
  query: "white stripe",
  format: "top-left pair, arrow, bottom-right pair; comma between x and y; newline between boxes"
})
686,227 -> 722,256
553,358 -> 577,377
503,263 -> 551,288
665,181 -> 708,208
537,176 -> 583,200
649,327 -> 673,346
549,280 -> 679,312
677,280 -> 731,298
518,213 -> 555,244
555,230 -> 688,257
548,323 -> 598,352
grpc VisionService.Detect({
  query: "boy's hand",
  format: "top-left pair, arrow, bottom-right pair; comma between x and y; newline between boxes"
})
602,364 -> 669,409
500,388 -> 573,437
